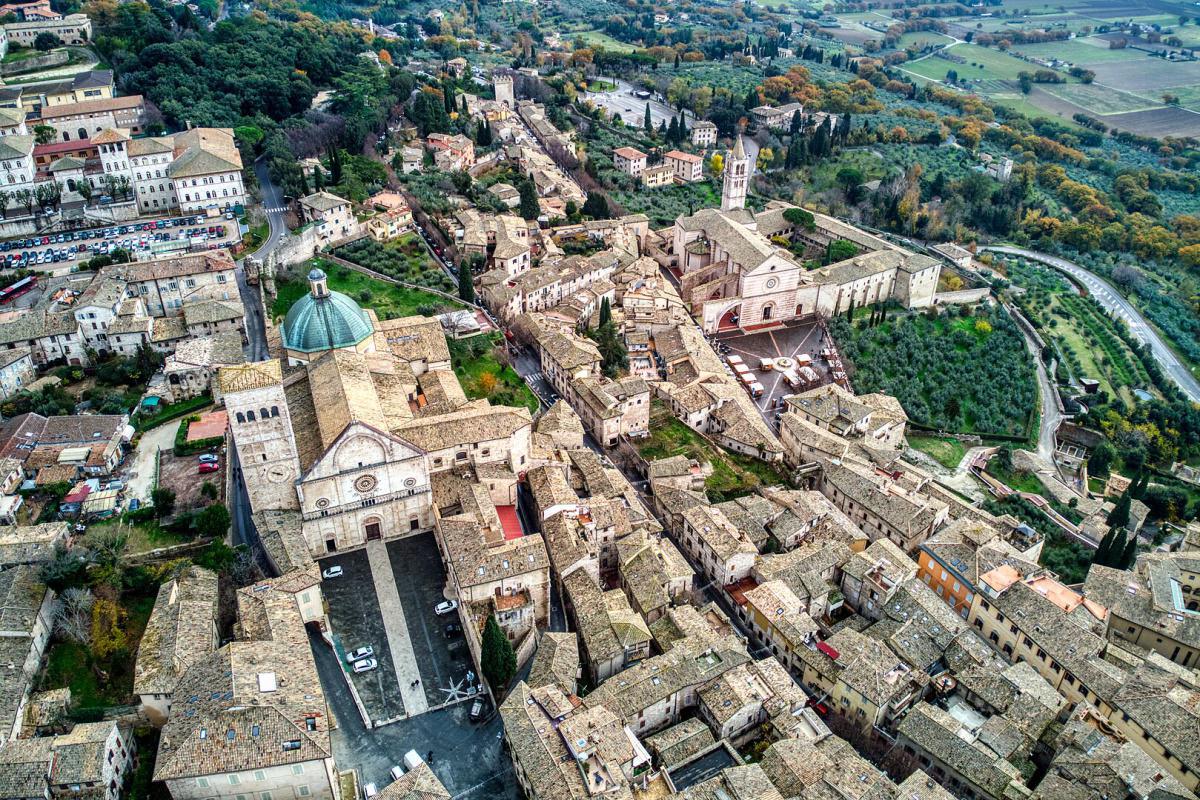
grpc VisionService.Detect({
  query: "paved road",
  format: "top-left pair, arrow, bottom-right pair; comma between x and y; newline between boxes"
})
124,419 -> 181,503
234,156 -> 286,362
985,245 -> 1200,402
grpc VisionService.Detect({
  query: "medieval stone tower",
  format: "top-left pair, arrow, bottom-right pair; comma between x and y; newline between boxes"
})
721,134 -> 750,212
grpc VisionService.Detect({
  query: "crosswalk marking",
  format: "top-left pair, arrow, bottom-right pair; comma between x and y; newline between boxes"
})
263,206 -> 288,214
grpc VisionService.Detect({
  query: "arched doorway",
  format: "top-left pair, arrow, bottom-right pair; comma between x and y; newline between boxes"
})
364,516 -> 383,541
717,302 -> 741,331
761,303 -> 774,321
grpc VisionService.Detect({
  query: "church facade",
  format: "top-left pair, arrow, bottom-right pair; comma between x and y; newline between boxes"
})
668,137 -> 941,334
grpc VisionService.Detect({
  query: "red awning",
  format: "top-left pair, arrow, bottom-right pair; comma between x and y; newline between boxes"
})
816,641 -> 840,660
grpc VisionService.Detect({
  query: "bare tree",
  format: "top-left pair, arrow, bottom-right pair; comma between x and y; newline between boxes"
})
54,587 -> 94,644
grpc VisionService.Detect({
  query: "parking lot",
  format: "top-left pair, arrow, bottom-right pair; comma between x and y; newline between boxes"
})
713,320 -> 833,421
0,213 -> 241,270
319,532 -> 476,725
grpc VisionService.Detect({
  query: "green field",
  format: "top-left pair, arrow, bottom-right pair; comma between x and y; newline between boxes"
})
904,43 -> 1056,83
272,262 -> 463,324
1162,84 -> 1200,112
897,31 -> 955,49
1015,38 -> 1146,65
992,95 -> 1088,129
1041,82 -> 1161,114
573,30 -> 637,53
907,434 -> 967,470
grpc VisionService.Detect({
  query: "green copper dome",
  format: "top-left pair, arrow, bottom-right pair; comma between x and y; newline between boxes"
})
282,269 -> 374,353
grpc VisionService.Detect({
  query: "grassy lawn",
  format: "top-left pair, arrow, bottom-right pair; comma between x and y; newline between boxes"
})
272,261 -> 463,324
40,591 -> 157,710
84,518 -> 187,555
986,461 -> 1045,494
1041,82 -> 1161,114
573,30 -> 638,53
242,220 -> 268,252
449,335 -> 539,414
905,43 -> 1059,83
1015,38 -> 1146,65
636,401 -> 787,502
897,31 -> 955,49
907,434 -> 966,470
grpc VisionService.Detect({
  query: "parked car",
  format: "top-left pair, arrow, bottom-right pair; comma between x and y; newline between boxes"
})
469,697 -> 484,722
198,454 -> 219,464
402,751 -> 422,771
362,785 -> 378,799
346,646 -> 374,662
322,565 -> 344,579
443,622 -> 463,638
198,462 -> 220,474
389,766 -> 404,781
352,658 -> 378,673
434,599 -> 459,615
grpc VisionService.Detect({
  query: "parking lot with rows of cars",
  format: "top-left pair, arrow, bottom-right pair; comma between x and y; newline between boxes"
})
712,320 -> 835,424
0,213 -> 241,270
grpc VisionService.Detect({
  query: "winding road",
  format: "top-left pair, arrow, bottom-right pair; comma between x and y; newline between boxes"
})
985,245 -> 1200,403
233,156 -> 287,363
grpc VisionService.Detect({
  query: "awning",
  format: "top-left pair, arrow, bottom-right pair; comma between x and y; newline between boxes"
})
58,446 -> 91,464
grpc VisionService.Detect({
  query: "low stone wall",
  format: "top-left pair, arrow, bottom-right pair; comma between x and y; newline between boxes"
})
1,50 -> 69,76
933,287 -> 991,305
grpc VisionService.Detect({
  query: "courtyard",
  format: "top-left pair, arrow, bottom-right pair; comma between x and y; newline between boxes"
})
318,532 -> 477,726
711,319 -> 833,421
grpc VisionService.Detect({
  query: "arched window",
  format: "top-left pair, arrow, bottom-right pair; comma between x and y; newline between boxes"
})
62,131 -> 70,142
260,408 -> 269,419
77,128 -> 87,141
246,410 -> 256,421
270,406 -> 280,418
236,412 -> 245,423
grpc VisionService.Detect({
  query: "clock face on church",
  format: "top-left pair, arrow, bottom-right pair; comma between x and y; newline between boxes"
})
266,465 -> 291,483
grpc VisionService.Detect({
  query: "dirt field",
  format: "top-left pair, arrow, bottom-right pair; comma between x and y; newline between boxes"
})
1100,106 -> 1200,137
157,447 -> 226,512
1087,58 -> 1200,92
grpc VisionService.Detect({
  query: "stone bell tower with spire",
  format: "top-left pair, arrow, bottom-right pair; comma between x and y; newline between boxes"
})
721,134 -> 750,212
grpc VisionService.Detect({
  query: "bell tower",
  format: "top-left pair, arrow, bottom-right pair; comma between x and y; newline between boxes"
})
721,134 -> 750,212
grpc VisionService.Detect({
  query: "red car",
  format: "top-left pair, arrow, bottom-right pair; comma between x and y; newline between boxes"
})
198,462 -> 220,474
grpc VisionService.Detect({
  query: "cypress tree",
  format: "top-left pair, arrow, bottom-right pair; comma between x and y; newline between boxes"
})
458,261 -> 474,303
599,296 -> 611,327
644,103 -> 653,135
1094,526 -> 1117,567
517,179 -> 540,220
1107,491 -> 1132,530
480,616 -> 516,692
1119,531 -> 1139,569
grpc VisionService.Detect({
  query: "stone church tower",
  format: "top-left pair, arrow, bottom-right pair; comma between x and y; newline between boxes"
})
721,134 -> 750,212
220,361 -> 302,512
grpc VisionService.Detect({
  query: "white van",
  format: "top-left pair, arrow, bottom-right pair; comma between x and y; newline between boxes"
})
748,382 -> 764,398
363,784 -> 378,798
403,750 -> 423,771
759,358 -> 775,371
389,766 -> 404,781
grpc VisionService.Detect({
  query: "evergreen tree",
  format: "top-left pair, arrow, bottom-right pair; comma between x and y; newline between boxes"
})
743,86 -> 758,111
1094,526 -> 1117,567
593,320 -> 628,378
517,179 -> 540,220
299,169 -> 310,196
658,119 -> 667,137
313,164 -> 325,191
458,261 -> 475,303
1119,531 -> 1139,569
582,191 -> 610,220
678,114 -> 688,140
443,81 -> 457,113
667,115 -> 679,143
1107,491 -> 1132,530
644,103 -> 653,135
789,109 -> 804,136
599,297 -> 611,327
480,616 -> 516,692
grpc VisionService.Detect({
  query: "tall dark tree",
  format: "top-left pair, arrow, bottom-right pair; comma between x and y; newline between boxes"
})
1119,531 -> 1139,569
1093,526 -> 1117,567
582,191 -> 610,220
480,616 -> 516,693
518,179 -> 540,220
643,103 -> 653,135
598,297 -> 611,327
1107,491 -> 1132,529
458,261 -> 475,303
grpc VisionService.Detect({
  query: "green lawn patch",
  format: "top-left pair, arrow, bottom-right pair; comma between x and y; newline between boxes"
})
85,518 -> 187,556
905,43 -> 1056,83
636,401 -> 787,502
272,261 -> 463,324
449,335 -> 539,414
907,435 -> 966,470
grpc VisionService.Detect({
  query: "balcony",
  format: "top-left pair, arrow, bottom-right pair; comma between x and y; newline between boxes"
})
301,484 -> 430,522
